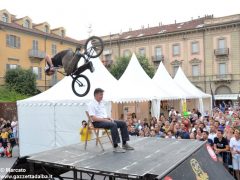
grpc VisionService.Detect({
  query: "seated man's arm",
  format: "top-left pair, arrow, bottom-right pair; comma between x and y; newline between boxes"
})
90,115 -> 111,122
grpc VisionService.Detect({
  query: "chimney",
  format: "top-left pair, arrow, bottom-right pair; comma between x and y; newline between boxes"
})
175,20 -> 176,24
191,17 -> 193,21
148,24 -> 149,28
198,16 -> 200,19
141,25 -> 144,29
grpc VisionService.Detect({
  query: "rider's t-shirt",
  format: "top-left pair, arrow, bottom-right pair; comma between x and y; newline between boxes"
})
45,50 -> 70,72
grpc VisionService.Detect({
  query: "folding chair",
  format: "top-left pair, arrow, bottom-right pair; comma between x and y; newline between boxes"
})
85,111 -> 113,151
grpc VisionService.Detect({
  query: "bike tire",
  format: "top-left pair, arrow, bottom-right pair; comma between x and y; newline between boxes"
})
71,74 -> 90,97
84,36 -> 104,58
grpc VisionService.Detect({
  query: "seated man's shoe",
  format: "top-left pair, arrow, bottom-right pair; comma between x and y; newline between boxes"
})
113,146 -> 126,153
122,143 -> 134,150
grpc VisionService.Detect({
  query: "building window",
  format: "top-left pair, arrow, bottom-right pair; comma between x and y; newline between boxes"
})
192,65 -> 199,76
173,66 -> 179,76
44,25 -> 49,33
6,35 -> 21,48
155,46 -> 162,59
23,19 -> 30,28
139,48 -> 145,56
51,44 -> 57,55
51,73 -> 58,85
32,40 -> 38,50
123,49 -> 131,57
2,13 -> 8,23
219,63 -> 226,75
6,64 -> 18,71
218,38 -> 226,49
191,42 -> 199,54
173,44 -> 180,56
32,67 -> 42,80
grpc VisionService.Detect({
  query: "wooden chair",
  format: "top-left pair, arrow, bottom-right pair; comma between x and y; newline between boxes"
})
85,111 -> 113,151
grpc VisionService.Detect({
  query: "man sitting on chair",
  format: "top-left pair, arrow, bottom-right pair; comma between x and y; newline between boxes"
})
87,88 -> 134,153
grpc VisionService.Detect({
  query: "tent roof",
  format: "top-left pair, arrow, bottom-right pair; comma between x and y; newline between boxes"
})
17,57 -> 118,105
115,54 -> 171,102
152,62 -> 188,100
173,67 -> 211,98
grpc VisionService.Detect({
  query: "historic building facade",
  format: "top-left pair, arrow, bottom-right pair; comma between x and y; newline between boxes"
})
100,14 -> 240,99
0,9 -> 80,91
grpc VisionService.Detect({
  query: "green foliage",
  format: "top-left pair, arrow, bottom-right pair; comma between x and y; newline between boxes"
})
5,68 -> 38,96
0,86 -> 29,102
109,54 -> 155,79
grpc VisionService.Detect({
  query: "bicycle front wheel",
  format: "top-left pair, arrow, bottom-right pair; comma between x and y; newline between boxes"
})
71,74 -> 90,97
84,36 -> 104,58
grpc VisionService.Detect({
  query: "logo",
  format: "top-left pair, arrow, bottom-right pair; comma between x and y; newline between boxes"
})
206,144 -> 217,162
190,159 -> 209,180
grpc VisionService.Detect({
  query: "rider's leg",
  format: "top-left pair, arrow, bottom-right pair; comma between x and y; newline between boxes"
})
45,55 -> 54,71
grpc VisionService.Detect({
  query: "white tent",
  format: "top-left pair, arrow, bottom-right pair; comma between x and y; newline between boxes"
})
17,57 -> 118,157
173,67 -> 212,113
152,62 -> 188,100
115,54 -> 171,103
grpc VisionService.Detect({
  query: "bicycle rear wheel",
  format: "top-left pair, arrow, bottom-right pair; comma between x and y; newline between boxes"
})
71,74 -> 90,97
84,36 -> 104,58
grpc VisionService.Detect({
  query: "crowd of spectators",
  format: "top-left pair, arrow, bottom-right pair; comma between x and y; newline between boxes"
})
0,116 -> 18,158
126,102 -> 240,179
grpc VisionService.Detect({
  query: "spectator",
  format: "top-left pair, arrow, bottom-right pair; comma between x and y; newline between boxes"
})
0,142 -> 4,157
11,116 -> 18,145
80,120 -> 92,142
201,131 -> 214,147
4,142 -> 12,158
214,129 -> 230,165
196,127 -> 203,140
1,128 -> 9,148
208,125 -> 217,142
230,129 -> 240,180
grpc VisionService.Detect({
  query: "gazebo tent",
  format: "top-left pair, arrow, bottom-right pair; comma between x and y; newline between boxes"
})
17,57 -> 118,157
115,54 -> 173,118
173,67 -> 212,113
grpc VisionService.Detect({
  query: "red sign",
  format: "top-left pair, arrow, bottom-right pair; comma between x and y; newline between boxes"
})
164,176 -> 173,180
206,144 -> 217,162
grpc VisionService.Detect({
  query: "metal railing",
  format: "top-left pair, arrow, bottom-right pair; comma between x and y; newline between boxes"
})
212,74 -> 232,81
152,55 -> 164,62
214,48 -> 229,56
28,49 -> 46,59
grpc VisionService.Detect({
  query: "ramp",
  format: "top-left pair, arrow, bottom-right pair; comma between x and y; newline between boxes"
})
4,137 -> 234,180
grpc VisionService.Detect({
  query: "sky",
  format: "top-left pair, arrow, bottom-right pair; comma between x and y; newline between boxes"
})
0,0 -> 239,40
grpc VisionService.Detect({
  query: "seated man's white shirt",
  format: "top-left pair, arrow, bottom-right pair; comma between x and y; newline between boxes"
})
87,100 -> 108,119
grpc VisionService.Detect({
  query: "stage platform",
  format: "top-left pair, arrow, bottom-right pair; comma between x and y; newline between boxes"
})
6,137 -> 234,180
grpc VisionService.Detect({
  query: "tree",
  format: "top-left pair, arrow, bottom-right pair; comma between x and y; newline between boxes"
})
5,68 -> 38,96
109,55 -> 155,79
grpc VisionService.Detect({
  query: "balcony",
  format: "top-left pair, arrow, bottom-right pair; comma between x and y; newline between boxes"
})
28,49 -> 46,59
188,76 -> 205,82
152,55 -> 164,62
212,74 -> 232,83
214,48 -> 229,56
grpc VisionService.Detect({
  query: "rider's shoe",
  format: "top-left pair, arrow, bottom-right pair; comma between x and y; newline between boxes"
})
88,61 -> 95,73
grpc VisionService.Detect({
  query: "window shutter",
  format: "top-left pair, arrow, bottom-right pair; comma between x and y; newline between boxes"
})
17,37 -> 21,48
6,64 -> 10,71
6,34 -> 10,47
38,67 -> 42,80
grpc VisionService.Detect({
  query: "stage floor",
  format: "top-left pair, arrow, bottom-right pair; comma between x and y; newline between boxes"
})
27,137 -> 205,179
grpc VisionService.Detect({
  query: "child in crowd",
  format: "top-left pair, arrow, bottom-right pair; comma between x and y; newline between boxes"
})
5,142 -> 12,158
80,120 -> 92,142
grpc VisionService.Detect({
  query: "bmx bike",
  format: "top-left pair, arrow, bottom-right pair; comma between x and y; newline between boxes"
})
67,36 -> 104,97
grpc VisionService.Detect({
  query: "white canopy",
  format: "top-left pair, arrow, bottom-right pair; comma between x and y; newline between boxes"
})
173,67 -> 212,113
17,57 -> 117,157
173,67 -> 211,99
152,62 -> 188,100
115,53 -> 171,103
